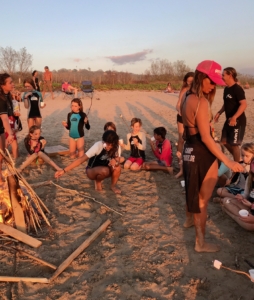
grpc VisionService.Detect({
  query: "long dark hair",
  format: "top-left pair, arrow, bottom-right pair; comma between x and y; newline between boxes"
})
71,98 -> 83,112
23,78 -> 36,90
26,125 -> 41,140
102,130 -> 119,158
181,72 -> 194,89
0,73 -> 11,101
32,70 -> 37,77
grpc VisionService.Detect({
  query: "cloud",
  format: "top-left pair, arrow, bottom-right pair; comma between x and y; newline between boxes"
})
106,49 -> 153,65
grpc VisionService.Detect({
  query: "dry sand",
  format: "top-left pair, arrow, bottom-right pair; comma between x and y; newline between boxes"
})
1,88 -> 254,299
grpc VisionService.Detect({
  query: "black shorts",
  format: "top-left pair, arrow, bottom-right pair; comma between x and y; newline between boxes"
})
0,127 -> 4,135
221,119 -> 246,146
177,113 -> 183,124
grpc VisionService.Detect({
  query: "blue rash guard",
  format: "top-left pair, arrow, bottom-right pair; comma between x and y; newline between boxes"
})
66,111 -> 90,139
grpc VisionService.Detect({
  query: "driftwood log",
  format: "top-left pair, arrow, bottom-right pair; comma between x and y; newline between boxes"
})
50,219 -> 111,282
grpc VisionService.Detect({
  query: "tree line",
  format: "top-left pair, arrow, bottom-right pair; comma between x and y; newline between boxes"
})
0,46 -> 253,86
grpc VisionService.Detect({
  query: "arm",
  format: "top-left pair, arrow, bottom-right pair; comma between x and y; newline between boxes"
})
137,132 -> 146,150
124,133 -> 131,150
151,141 -> 160,159
55,154 -> 89,178
196,98 -> 243,172
214,104 -> 225,122
176,88 -> 187,114
159,140 -> 172,163
84,114 -> 90,130
228,100 -> 247,126
1,114 -> 13,136
22,92 -> 30,109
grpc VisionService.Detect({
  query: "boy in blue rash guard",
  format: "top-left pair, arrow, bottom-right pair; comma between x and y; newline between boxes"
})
62,98 -> 90,159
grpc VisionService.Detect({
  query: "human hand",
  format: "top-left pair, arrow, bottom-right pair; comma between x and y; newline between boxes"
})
235,194 -> 244,201
239,214 -> 254,224
62,121 -> 67,127
40,139 -> 46,147
176,151 -> 182,159
241,199 -> 252,208
225,160 -> 244,173
55,169 -> 65,178
213,112 -> 220,123
133,138 -> 139,145
228,117 -> 237,126
84,117 -> 88,124
6,134 -> 14,145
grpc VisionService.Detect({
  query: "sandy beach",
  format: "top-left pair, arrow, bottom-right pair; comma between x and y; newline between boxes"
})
1,88 -> 254,299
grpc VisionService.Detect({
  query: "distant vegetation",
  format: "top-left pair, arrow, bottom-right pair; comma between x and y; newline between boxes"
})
1,46 -> 253,91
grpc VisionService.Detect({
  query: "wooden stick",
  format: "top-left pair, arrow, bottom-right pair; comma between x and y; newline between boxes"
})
0,223 -> 42,248
30,180 -> 52,188
0,245 -> 57,270
0,276 -> 49,283
50,219 -> 111,282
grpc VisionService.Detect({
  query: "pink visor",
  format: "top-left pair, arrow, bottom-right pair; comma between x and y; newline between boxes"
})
196,60 -> 226,86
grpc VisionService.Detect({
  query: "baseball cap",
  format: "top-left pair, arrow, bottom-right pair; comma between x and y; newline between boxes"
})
196,60 -> 225,86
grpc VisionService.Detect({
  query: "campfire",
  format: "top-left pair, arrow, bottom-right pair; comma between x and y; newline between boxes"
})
0,149 -> 50,234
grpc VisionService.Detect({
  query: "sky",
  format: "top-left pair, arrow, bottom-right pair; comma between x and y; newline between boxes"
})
1,0 -> 254,75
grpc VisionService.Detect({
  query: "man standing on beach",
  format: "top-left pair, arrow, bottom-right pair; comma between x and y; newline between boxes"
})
214,67 -> 247,162
42,66 -> 54,99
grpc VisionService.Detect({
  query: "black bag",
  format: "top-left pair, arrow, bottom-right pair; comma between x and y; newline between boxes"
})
14,116 -> 22,132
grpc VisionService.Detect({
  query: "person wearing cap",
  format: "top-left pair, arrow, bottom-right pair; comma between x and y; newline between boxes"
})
181,60 -> 244,253
42,66 -> 54,99
214,67 -> 247,162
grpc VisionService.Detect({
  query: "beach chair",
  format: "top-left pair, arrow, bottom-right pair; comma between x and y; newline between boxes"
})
80,81 -> 94,100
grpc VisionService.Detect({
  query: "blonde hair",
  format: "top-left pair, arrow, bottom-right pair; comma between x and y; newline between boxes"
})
191,70 -> 216,106
241,143 -> 254,194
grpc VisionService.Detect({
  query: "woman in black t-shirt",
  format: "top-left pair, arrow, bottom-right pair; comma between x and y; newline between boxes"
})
0,73 -> 15,183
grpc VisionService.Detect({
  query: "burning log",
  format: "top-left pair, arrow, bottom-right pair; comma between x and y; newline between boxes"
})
0,149 -> 51,236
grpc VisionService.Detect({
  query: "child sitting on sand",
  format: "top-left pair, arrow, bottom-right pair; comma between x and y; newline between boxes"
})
214,143 -> 252,202
221,143 -> 254,230
142,127 -> 173,174
18,125 -> 61,172
121,118 -> 146,171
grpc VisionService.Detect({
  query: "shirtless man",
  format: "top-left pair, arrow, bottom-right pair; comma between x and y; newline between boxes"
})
42,66 -> 54,99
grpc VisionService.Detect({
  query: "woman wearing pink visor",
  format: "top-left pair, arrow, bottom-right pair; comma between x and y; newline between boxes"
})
181,60 -> 244,252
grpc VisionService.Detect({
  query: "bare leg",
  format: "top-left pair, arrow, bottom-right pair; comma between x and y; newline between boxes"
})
130,162 -> 142,171
87,166 -> 111,191
69,137 -> 77,159
18,153 -> 38,171
38,152 -> 62,171
224,143 -> 240,162
0,133 -> 5,183
76,137 -> 85,158
183,208 -> 194,228
34,118 -> 42,129
177,121 -> 184,154
216,187 -> 235,198
9,140 -> 18,159
222,198 -> 254,230
110,165 -> 121,194
143,161 -> 173,174
194,160 -> 220,252
124,160 -> 132,169
27,118 -> 35,130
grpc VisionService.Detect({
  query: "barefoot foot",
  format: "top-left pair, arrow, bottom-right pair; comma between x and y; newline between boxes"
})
111,185 -> 121,194
166,166 -> 173,174
94,180 -> 103,191
195,242 -> 220,253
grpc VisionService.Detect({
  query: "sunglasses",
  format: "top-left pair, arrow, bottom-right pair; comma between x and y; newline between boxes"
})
206,76 -> 216,85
